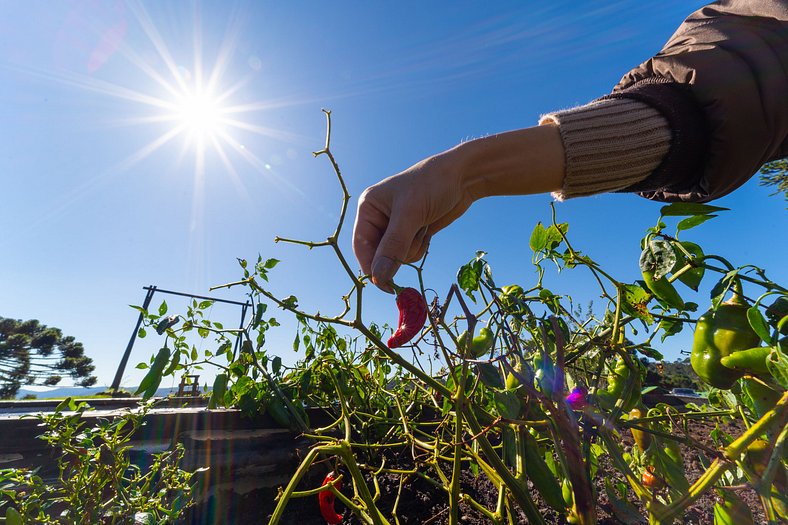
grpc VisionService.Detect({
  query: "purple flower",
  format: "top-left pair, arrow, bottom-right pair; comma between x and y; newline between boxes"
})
566,386 -> 588,410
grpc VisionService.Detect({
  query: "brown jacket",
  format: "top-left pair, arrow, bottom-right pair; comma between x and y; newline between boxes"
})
612,0 -> 788,202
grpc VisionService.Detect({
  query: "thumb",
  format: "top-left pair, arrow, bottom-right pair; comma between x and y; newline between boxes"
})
371,214 -> 423,291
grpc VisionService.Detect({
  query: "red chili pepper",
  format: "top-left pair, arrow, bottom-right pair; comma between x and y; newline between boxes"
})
387,287 -> 428,348
319,472 -> 343,525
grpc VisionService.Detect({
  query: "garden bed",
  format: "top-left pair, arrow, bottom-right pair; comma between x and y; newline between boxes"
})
182,416 -> 763,525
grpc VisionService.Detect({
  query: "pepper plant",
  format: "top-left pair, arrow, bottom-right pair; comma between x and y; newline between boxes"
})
130,110 -> 787,525
0,399 -> 199,524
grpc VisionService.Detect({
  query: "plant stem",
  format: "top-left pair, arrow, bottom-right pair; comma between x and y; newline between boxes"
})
654,391 -> 788,523
462,406 -> 546,525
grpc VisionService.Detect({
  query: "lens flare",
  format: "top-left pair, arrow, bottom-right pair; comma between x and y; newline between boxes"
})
172,90 -> 225,140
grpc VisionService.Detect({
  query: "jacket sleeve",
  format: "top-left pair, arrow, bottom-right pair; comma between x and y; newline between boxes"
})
544,1 -> 788,203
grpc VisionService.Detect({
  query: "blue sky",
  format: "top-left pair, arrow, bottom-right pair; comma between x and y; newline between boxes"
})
1,1 -> 785,391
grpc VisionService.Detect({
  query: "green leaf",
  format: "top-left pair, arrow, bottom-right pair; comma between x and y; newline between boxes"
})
676,214 -> 716,232
637,346 -> 664,360
136,362 -> 149,369
620,284 -> 654,323
138,327 -> 147,338
271,356 -> 282,375
604,479 -> 645,525
264,258 -> 280,269
208,374 -> 229,409
766,348 -> 788,389
658,318 -> 684,342
529,222 -> 548,252
660,203 -> 729,217
158,301 -> 168,316
710,275 -> 734,307
281,295 -> 299,308
55,397 -> 75,412
457,257 -> 485,301
674,241 -> 705,291
545,223 -> 568,250
5,507 -> 23,525
493,389 -> 522,419
657,444 -> 690,495
639,239 -> 676,280
198,300 -> 214,309
475,362 -> 503,389
293,333 -> 300,353
747,306 -> 772,344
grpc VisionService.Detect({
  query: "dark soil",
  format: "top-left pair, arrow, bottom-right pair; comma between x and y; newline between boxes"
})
186,416 -> 771,525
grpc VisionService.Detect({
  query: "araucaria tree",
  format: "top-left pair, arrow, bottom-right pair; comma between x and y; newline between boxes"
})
0,317 -> 96,398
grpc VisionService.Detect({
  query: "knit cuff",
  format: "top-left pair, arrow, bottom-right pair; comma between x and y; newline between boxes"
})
539,98 -> 671,201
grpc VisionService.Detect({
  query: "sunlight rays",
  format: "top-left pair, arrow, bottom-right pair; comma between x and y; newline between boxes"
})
11,0 -> 311,185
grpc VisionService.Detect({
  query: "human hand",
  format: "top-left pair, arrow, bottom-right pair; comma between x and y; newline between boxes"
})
353,151 -> 478,293
352,125 -> 565,292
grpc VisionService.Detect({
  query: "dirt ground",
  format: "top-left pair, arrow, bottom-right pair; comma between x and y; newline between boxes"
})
190,417 -> 773,525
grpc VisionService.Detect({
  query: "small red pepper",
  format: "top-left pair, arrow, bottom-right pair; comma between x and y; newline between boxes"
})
387,286 -> 428,348
641,466 -> 665,489
319,472 -> 343,525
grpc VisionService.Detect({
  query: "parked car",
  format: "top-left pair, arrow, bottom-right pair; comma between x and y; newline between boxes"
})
670,388 -> 703,398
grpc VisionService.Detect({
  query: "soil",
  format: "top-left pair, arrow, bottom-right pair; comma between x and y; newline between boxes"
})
183,416 -> 773,525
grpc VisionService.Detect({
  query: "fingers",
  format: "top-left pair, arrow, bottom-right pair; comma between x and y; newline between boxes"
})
370,210 -> 424,291
352,199 -> 388,277
405,226 -> 430,263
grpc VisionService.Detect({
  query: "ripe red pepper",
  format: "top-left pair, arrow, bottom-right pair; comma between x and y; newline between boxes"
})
641,466 -> 665,489
387,286 -> 428,348
319,472 -> 343,525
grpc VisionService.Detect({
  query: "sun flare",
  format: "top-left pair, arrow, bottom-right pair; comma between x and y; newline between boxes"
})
172,90 -> 225,140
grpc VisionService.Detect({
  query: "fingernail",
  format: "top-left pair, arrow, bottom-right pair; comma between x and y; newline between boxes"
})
372,257 -> 398,293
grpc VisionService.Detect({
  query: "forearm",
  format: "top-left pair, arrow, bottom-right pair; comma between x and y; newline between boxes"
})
439,124 -> 566,201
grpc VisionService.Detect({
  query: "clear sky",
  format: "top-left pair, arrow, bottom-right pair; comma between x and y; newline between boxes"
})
1,1 -> 785,391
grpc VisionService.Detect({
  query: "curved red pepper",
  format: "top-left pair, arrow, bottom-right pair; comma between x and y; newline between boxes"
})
387,287 -> 428,348
319,472 -> 343,524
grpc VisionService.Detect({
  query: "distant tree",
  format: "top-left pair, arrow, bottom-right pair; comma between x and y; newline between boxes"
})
642,357 -> 703,391
0,317 -> 96,399
759,158 -> 788,203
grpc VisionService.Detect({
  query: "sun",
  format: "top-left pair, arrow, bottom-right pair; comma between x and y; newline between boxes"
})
171,89 -> 226,141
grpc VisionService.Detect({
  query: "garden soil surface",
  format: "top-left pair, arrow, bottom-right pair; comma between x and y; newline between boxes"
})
186,416 -> 770,525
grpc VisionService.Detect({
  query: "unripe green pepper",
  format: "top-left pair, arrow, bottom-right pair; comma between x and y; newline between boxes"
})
691,294 -> 760,389
533,353 -> 557,397
720,346 -> 772,375
500,284 -> 526,315
713,489 -> 754,525
642,270 -> 685,309
505,353 -> 525,391
597,354 -> 641,411
457,327 -> 495,358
